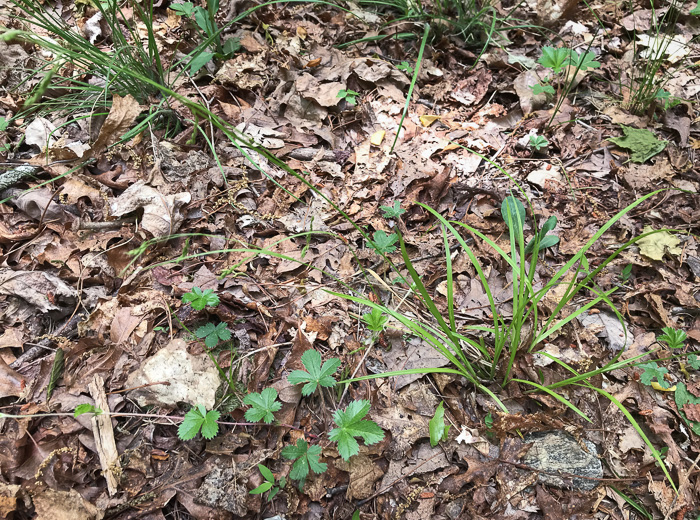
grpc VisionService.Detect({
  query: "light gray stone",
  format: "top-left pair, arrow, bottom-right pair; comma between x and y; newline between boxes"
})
522,431 -> 602,491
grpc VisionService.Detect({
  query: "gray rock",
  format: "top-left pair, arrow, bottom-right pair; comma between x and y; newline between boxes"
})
522,431 -> 602,491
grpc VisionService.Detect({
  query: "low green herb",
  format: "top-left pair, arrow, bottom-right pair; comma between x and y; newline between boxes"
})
337,89 -> 360,106
249,464 -> 286,501
196,322 -> 232,348
182,287 -> 220,310
74,404 -> 102,417
281,438 -> 327,487
328,400 -> 384,461
380,200 -> 406,219
528,134 -> 549,151
287,349 -> 341,396
656,327 -> 687,350
362,308 -> 389,332
178,404 -> 220,440
243,388 -> 281,424
638,362 -> 670,389
429,401 -> 450,447
370,230 -> 399,254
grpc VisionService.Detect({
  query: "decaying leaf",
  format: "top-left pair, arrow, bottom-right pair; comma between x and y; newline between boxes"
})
109,181 -> 191,237
638,226 -> 681,261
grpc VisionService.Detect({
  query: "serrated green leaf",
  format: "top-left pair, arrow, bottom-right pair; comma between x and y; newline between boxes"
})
243,388 -> 281,423
362,307 -> 388,332
329,400 -> 385,461
47,347 -> 64,401
288,349 -> 341,396
200,409 -> 220,439
567,50 -> 600,71
688,354 -> 700,370
531,83 -> 555,95
538,46 -> 571,74
179,407 -> 205,440
182,287 -> 220,310
196,322 -> 216,338
638,362 -> 670,388
608,125 -> 666,163
657,327 -> 686,349
281,439 -> 327,484
380,200 -> 406,218
370,230 -> 398,254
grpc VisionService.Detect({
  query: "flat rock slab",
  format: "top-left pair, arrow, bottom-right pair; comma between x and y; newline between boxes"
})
522,430 -> 602,491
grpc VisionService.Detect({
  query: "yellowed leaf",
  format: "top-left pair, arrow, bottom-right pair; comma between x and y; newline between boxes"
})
638,226 -> 681,261
370,130 -> 385,146
419,115 -> 440,127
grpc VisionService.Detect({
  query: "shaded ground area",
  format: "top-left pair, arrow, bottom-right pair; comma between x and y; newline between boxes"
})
1,0 -> 700,518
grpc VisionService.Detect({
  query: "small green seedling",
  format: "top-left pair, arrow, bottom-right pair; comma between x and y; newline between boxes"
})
656,327 -> 687,350
0,117 -> 9,132
429,401 -> 450,447
620,264 -> 633,284
531,82 -> 555,96
654,89 -> 682,111
637,362 -> 671,389
501,196 -> 559,256
250,464 -> 286,500
288,349 -> 341,396
281,438 -> 327,487
484,412 -> 494,429
170,0 -> 240,72
675,383 -> 700,435
362,308 -> 388,332
538,46 -> 571,74
369,230 -> 398,254
74,404 -> 102,417
337,89 -> 360,106
196,322 -> 232,348
178,404 -> 220,440
182,287 -> 220,310
528,134 -> 549,151
243,388 -> 281,424
688,354 -> 700,370
397,61 -> 414,75
328,400 -> 384,461
380,200 -> 406,219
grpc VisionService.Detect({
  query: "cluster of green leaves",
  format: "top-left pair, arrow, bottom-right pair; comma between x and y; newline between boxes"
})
170,0 -> 241,72
250,464 -> 286,501
182,287 -> 220,310
288,350 -> 341,396
178,405 -> 220,440
531,46 -> 601,130
182,287 -> 232,348
636,328 -> 699,434
370,230 -> 399,255
329,400 -> 384,460
528,134 -> 549,152
337,89 -> 361,106
501,195 -> 559,256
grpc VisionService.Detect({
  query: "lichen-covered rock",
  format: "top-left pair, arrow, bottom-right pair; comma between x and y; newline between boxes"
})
522,430 -> 602,491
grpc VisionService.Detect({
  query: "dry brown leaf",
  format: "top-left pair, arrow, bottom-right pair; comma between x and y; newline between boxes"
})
92,94 -> 142,153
